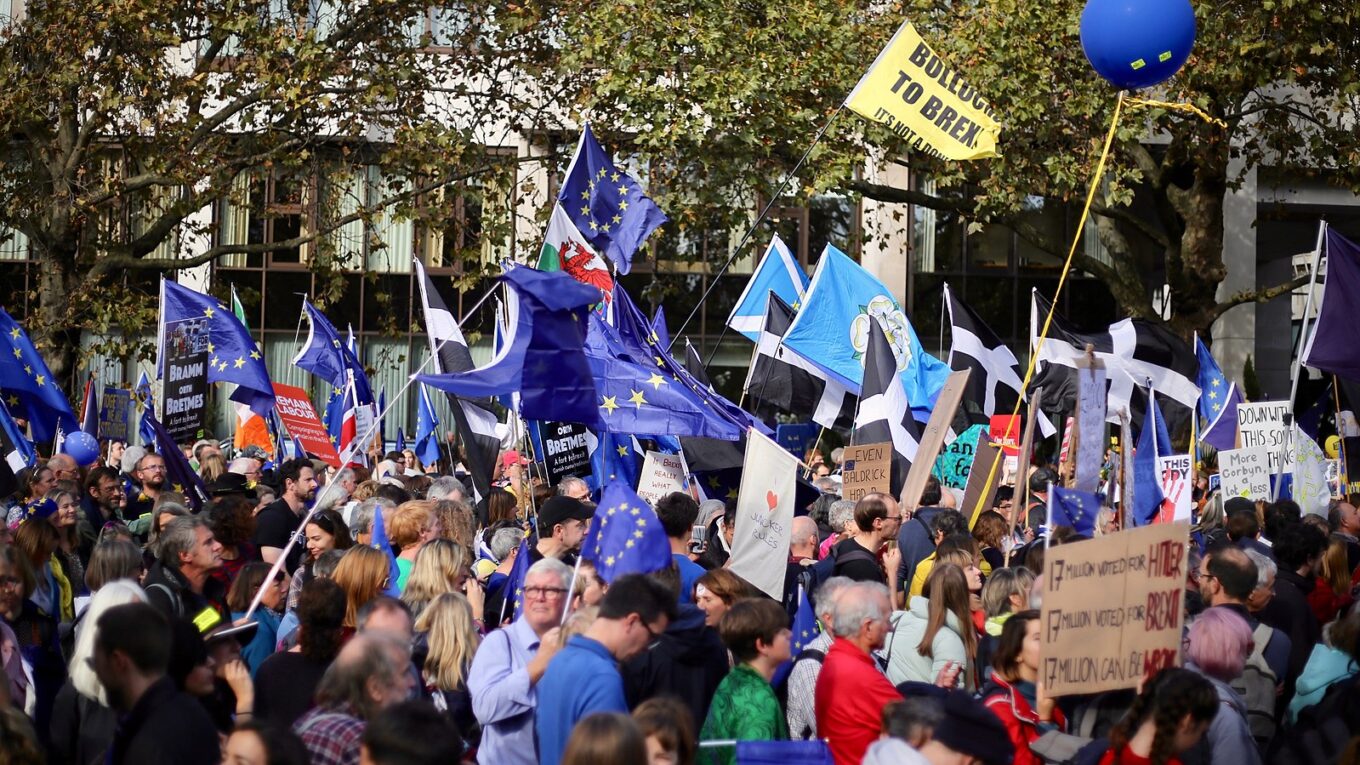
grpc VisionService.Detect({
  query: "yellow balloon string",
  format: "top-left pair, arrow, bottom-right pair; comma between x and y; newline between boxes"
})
970,90 -> 1128,528
1125,96 -> 1228,129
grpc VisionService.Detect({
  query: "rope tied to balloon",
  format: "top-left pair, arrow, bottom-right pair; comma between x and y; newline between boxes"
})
970,0 -> 1214,525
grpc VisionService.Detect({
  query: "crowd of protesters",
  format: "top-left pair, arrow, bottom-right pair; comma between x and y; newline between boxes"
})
0,439 -> 1358,765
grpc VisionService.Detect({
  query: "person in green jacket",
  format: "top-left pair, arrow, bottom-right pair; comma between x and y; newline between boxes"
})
700,598 -> 791,765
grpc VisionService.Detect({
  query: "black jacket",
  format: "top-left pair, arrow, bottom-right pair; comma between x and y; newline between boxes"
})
48,679 -> 118,765
623,603 -> 730,726
142,560 -> 229,630
106,676 -> 220,765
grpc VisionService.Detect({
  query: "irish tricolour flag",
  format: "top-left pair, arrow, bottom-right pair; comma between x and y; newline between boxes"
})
537,204 -> 614,302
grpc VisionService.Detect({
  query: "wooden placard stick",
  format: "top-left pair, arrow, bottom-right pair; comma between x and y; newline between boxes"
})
1015,387 -> 1043,528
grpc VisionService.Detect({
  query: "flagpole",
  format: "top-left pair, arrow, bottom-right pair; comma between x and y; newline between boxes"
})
1287,220 -> 1327,419
1334,374 -> 1349,496
242,279 -> 502,621
674,104 -> 847,356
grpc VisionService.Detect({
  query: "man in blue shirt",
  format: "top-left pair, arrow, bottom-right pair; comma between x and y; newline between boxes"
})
655,492 -> 707,603
535,574 -> 677,765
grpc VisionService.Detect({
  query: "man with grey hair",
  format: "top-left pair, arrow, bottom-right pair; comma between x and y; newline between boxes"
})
556,476 -> 590,501
348,497 -> 395,545
816,580 -> 902,765
294,631 -> 415,765
143,516 -> 228,630
786,576 -> 855,740
227,456 -> 263,484
48,452 -> 80,482
468,557 -> 570,765
428,475 -> 469,502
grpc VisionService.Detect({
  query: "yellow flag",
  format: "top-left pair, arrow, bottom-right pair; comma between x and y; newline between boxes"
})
846,20 -> 1001,160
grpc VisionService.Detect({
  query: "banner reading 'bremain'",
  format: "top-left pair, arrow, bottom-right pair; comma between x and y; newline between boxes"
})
846,20 -> 1001,160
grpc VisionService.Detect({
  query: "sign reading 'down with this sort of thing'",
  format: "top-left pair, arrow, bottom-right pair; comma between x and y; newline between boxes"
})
1041,521 -> 1189,697
841,442 -> 892,502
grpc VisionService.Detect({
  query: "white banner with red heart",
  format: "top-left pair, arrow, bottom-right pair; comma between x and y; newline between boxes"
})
728,429 -> 800,600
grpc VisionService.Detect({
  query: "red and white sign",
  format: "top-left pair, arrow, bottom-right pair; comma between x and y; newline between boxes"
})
989,415 -> 1022,457
272,382 -> 342,468
1156,453 -> 1193,524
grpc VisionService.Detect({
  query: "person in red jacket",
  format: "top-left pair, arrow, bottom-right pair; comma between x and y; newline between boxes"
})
981,610 -> 1063,765
813,581 -> 902,765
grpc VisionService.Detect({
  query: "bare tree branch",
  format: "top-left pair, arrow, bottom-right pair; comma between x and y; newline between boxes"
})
1207,274 -> 1310,323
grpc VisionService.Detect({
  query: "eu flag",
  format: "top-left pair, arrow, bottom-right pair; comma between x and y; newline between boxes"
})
395,427 -> 406,454
135,370 -> 156,447
414,383 -> 441,469
557,125 -> 668,274
580,480 -> 672,584
143,410 -> 208,510
1048,486 -> 1101,537
161,280 -> 275,416
0,307 -> 79,443
588,431 -> 641,494
497,538 -> 532,624
1195,335 -> 1244,452
368,494 -> 402,597
293,300 -> 375,404
790,585 -> 819,655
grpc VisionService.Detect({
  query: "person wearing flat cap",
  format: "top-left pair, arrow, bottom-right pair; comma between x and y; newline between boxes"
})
531,496 -> 594,568
861,690 -> 1015,765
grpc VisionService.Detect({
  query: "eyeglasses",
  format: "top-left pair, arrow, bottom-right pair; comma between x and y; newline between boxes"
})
140,465 -> 166,473
523,586 -> 567,600
0,576 -> 22,589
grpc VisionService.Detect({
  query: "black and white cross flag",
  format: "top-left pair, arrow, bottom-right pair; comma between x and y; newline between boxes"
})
945,284 -> 1055,437
414,259 -> 501,502
743,293 -> 853,429
1029,290 -> 1199,437
853,315 -> 922,496
681,339 -> 713,391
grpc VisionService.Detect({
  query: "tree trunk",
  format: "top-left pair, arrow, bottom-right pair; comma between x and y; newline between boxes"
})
31,242 -> 82,393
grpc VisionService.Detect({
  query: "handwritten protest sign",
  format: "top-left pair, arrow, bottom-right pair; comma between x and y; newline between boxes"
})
728,431 -> 798,600
99,387 -> 132,442
1075,365 -> 1107,494
272,383 -> 341,467
1219,446 -> 1270,500
1156,454 -> 1193,523
935,424 -> 985,489
842,442 -> 892,502
1042,521 -> 1189,696
1237,402 -> 1293,474
637,451 -> 688,506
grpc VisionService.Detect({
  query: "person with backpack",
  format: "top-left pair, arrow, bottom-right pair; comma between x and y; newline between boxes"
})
783,576 -> 854,741
1181,607 -> 1262,765
1087,668 -> 1218,765
830,495 -> 902,603
143,516 -> 229,633
980,609 -> 1062,765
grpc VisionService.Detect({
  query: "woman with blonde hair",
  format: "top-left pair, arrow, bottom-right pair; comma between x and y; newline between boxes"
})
1309,536 -> 1354,625
413,592 -> 481,746
390,500 -> 440,592
402,539 -> 483,624
434,498 -> 476,550
885,563 -> 978,690
48,580 -> 146,765
197,452 -> 226,483
331,545 -> 389,630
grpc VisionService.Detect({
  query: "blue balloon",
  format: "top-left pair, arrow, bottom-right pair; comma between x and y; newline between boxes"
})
62,431 -> 100,466
1080,0 -> 1196,90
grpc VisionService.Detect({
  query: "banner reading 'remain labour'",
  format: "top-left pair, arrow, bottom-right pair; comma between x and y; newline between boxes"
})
272,383 -> 341,468
1237,401 -> 1293,474
842,442 -> 893,501
845,20 -> 1001,160
1041,522 -> 1189,697
1220,446 -> 1271,500
637,451 -> 688,507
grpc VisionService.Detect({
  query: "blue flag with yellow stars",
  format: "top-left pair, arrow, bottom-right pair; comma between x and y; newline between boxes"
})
293,300 -> 375,405
580,480 -> 672,584
161,280 -> 275,417
588,432 -> 641,494
414,383 -> 441,469
0,307 -> 79,444
142,409 -> 208,511
497,538 -> 533,624
1048,486 -> 1100,537
1194,335 -> 1244,452
557,125 -> 668,275
790,584 -> 819,655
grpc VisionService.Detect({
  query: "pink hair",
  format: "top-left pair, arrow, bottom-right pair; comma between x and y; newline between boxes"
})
1186,606 -> 1253,682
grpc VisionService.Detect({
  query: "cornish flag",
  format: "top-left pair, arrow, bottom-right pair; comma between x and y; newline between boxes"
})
537,203 -> 614,302
852,315 -> 922,496
744,292 -> 852,429
1029,290 -> 1199,438
945,283 -> 1054,436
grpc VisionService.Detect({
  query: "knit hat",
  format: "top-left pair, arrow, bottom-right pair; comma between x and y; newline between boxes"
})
24,497 -> 57,521
121,444 -> 147,476
931,690 -> 1014,765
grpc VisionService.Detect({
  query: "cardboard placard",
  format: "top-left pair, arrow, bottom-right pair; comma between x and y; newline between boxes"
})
1155,454 -> 1193,524
964,440 -> 1003,528
1041,521 -> 1189,696
841,442 -> 893,502
1075,366 -> 1107,494
539,421 -> 592,485
272,382 -> 341,468
99,387 -> 132,442
1237,401 -> 1293,474
935,423 -> 985,489
774,423 -> 820,458
1219,446 -> 1270,501
901,369 -> 970,509
637,450 -> 688,506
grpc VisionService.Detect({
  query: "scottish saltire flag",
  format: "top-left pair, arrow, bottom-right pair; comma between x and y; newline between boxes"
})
1132,391 -> 1171,527
557,125 -> 668,274
498,538 -> 532,624
368,494 -> 402,597
587,431 -> 641,494
0,307 -> 79,443
293,300 -> 374,404
537,204 -> 615,305
1048,486 -> 1100,537
78,373 -> 99,437
160,280 -> 275,416
135,370 -> 156,447
1303,226 -> 1360,379
143,410 -> 208,510
727,234 -> 809,341
580,480 -> 672,583
1195,335 -> 1243,451
419,265 -> 602,428
782,245 -> 949,420
414,384 -> 441,469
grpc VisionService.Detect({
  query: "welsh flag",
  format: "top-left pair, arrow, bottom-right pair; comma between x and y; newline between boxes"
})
538,204 -> 614,303
231,287 -> 275,458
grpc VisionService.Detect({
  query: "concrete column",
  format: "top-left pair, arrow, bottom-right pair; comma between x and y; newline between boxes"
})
859,154 -> 912,307
1211,158 -> 1256,388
